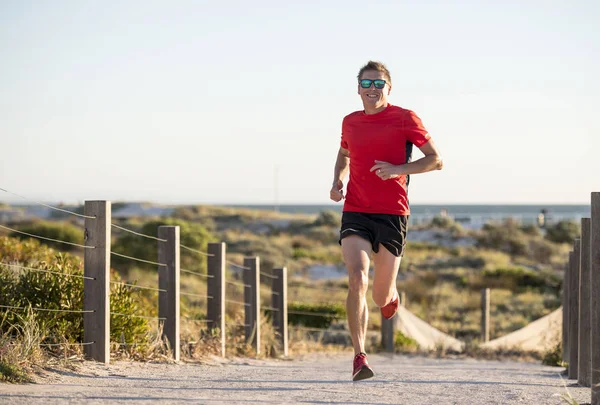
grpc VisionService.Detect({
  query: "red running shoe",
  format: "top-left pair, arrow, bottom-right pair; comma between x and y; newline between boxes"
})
380,290 -> 399,320
352,352 -> 374,381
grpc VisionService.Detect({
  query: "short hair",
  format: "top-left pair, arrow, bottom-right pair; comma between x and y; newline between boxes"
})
357,61 -> 392,85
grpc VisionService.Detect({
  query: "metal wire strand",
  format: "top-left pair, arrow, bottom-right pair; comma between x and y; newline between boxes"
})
110,312 -> 166,321
180,318 -> 213,323
287,310 -> 342,318
0,187 -> 96,219
0,224 -> 94,249
180,292 -> 212,300
0,263 -> 94,280
225,299 -> 250,307
111,224 -> 167,242
40,341 -> 95,347
110,252 -> 166,267
226,261 -> 250,271
180,244 -> 214,257
180,268 -> 213,278
110,281 -> 166,293
261,306 -> 280,312
0,305 -> 94,314
260,272 -> 278,280
226,280 -> 250,289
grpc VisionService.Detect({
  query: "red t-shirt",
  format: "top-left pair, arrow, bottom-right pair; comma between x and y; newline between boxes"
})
340,104 -> 430,215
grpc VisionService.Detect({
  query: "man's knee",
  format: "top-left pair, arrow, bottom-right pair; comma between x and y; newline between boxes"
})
347,267 -> 368,294
371,285 -> 394,307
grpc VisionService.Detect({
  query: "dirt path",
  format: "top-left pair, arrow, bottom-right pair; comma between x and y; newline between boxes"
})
0,353 -> 591,404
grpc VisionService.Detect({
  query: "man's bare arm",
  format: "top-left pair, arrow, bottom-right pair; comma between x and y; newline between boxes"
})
333,147 -> 350,184
370,139 -> 443,180
330,147 -> 350,202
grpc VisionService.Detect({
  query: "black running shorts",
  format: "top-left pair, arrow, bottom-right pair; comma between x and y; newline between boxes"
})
339,212 -> 408,257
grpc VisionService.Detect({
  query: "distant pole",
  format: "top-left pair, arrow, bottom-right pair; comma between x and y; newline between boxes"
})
399,291 -> 407,308
569,241 -> 581,380
578,218 -> 591,387
590,193 -> 600,404
481,288 -> 490,343
158,226 -> 180,361
274,165 -> 279,213
83,201 -> 110,364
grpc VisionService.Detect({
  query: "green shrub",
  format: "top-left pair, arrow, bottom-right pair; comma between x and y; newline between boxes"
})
475,220 -> 528,256
481,267 -> 561,294
10,221 -> 83,251
430,215 -> 455,229
0,237 -> 150,347
545,220 -> 580,244
394,331 -> 418,351
541,342 -> 563,366
288,302 -> 345,329
314,210 -> 341,227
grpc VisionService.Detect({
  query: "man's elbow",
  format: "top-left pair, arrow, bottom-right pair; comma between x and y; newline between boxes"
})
434,156 -> 443,170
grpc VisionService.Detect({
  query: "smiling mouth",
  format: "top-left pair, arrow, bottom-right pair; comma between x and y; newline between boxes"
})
366,94 -> 378,99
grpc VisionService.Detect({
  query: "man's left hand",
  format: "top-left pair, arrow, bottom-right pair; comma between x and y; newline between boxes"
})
370,160 -> 402,180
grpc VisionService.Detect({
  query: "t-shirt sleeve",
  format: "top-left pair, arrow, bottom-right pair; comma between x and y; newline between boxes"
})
340,117 -> 349,149
404,110 -> 431,147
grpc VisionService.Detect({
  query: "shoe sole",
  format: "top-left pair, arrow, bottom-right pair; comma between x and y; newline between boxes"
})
352,365 -> 374,381
381,309 -> 397,320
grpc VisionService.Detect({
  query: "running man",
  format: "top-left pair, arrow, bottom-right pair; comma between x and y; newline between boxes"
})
329,61 -> 443,381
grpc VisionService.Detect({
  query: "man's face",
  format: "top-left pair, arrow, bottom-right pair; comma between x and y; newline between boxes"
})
358,70 -> 391,109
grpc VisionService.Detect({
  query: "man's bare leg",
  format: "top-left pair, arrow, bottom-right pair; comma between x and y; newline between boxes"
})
341,235 -> 372,355
372,244 -> 402,308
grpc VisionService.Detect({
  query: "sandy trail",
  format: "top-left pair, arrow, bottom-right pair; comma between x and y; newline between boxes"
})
0,353 -> 591,405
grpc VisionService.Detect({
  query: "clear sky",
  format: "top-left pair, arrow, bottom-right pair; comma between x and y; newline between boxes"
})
1,0 -> 598,205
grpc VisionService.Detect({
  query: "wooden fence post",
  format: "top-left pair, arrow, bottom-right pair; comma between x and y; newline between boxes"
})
591,192 -> 600,405
207,242 -> 226,357
569,241 -> 581,380
563,257 -> 570,364
272,267 -> 288,357
579,218 -> 592,387
481,288 -> 490,343
83,201 -> 111,364
399,291 -> 407,308
244,257 -> 260,354
158,226 -> 180,361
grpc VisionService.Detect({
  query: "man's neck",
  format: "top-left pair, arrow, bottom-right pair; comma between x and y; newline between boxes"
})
364,103 -> 388,115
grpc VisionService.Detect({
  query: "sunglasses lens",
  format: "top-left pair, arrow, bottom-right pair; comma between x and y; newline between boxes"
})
373,80 -> 386,89
360,79 -> 372,88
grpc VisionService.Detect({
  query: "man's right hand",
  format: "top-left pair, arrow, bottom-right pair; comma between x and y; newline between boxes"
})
330,180 -> 344,202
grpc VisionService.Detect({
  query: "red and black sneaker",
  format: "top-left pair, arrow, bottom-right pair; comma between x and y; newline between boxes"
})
352,352 -> 374,381
380,290 -> 399,320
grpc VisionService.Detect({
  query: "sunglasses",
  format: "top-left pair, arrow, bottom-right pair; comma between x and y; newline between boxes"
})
359,79 -> 387,89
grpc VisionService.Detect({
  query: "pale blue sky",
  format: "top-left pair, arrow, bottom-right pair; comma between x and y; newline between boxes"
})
1,0 -> 598,205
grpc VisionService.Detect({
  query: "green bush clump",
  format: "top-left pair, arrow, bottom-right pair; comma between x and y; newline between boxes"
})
481,267 -> 561,294
314,210 -> 341,227
541,342 -> 563,366
394,331 -> 418,351
475,220 -> 528,257
288,302 -> 345,329
10,221 -> 83,251
0,237 -> 149,347
545,220 -> 580,244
